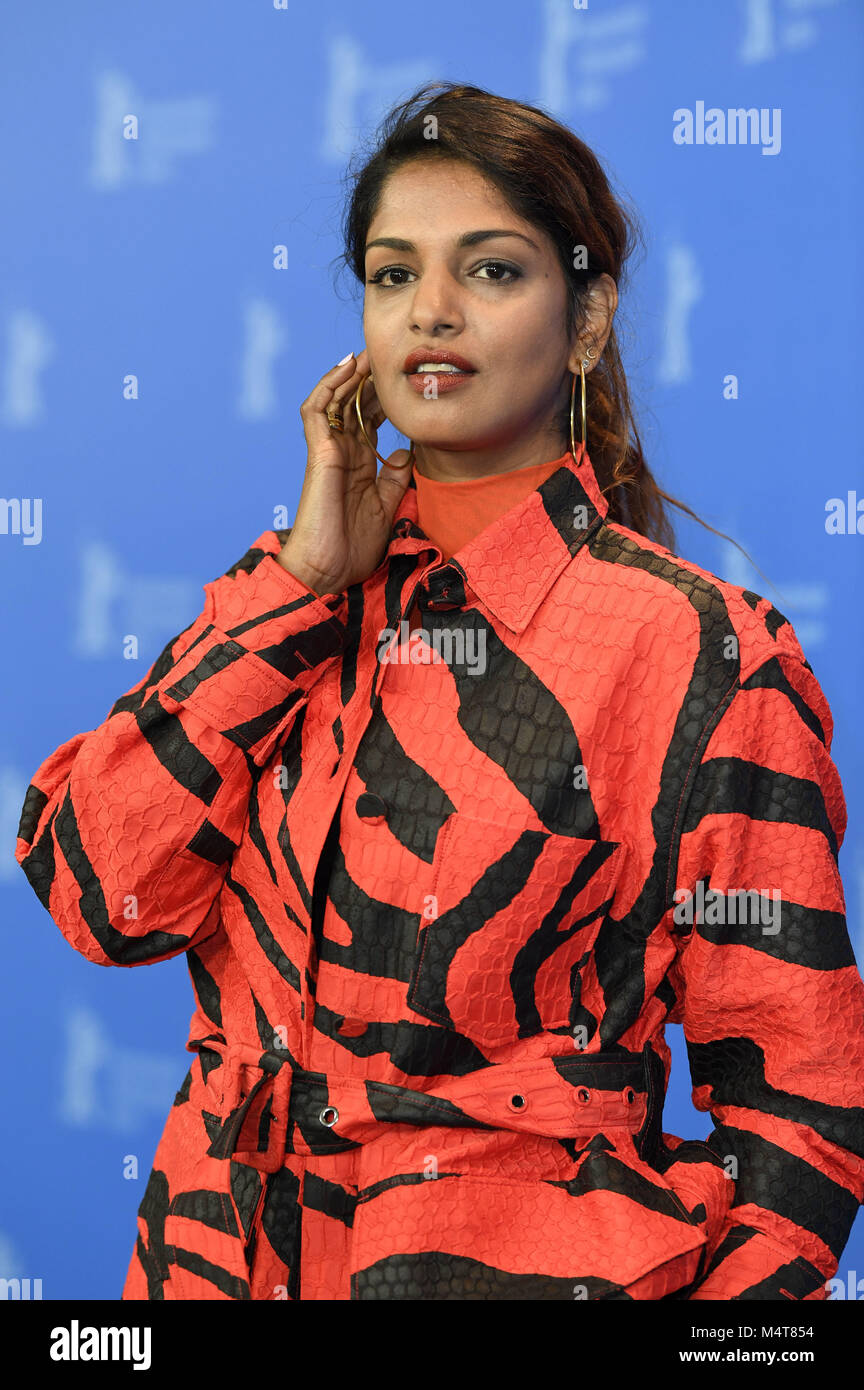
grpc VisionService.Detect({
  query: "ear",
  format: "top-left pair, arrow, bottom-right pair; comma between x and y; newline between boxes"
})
567,274 -> 619,374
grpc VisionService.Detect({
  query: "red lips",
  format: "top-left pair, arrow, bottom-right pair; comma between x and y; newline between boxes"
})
403,348 -> 477,374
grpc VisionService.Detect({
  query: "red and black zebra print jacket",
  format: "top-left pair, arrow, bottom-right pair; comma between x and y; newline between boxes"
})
16,446 -> 864,1301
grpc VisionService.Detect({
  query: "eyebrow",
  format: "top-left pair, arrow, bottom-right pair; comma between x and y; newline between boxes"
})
364,229 -> 541,255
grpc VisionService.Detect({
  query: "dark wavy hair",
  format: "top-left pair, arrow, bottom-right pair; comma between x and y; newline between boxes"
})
335,79 -> 754,564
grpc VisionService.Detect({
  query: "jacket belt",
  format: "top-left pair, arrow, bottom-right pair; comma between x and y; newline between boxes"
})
193,1038 -> 662,1172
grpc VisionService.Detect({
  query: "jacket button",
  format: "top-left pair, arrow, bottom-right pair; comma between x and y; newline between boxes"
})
356,792 -> 387,823
337,1017 -> 368,1038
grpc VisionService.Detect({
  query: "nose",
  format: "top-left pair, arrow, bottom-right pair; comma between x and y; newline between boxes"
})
408,265 -> 464,334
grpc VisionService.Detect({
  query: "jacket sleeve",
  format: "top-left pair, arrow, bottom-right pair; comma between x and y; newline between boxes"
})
15,530 -> 347,968
664,639 -> 864,1300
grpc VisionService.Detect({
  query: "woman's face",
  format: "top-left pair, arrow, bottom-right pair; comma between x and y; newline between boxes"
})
362,157 -> 615,477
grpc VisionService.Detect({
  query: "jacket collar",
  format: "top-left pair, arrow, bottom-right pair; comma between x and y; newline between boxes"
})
386,446 -> 610,634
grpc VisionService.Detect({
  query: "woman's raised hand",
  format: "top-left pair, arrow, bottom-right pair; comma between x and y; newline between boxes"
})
277,347 -> 414,596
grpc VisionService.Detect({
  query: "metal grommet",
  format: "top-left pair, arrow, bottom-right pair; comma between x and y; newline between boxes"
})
319,1105 -> 339,1127
507,1093 -> 527,1111
575,1087 -> 591,1104
624,1086 -> 636,1104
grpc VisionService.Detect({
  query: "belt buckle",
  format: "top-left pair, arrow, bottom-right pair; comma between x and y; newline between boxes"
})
209,1048 -> 293,1174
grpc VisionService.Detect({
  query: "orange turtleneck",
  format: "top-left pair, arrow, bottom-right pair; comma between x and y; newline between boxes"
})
412,450 -> 571,562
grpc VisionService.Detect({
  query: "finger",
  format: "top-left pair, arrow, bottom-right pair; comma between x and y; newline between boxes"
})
329,375 -> 375,422
358,373 -> 387,424
376,453 -> 414,517
300,357 -> 358,417
335,367 -> 375,406
341,376 -> 385,437
327,345 -> 369,398
329,378 -> 363,417
300,359 -> 360,455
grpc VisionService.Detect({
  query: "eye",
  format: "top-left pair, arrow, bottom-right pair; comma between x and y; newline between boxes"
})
366,265 -> 414,287
366,260 -> 523,288
472,260 -> 522,282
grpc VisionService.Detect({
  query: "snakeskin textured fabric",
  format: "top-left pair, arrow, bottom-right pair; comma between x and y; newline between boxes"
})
16,448 -> 864,1300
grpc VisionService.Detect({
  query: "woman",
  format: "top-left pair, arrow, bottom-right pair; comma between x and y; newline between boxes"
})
16,81 -> 864,1301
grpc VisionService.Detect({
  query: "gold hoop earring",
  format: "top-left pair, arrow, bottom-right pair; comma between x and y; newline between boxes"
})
570,346 -> 596,463
354,373 -> 415,470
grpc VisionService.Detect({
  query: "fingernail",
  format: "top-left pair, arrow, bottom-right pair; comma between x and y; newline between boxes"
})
337,351 -> 355,365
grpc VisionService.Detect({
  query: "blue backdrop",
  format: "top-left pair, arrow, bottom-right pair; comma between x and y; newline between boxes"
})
2,0 -> 862,1300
